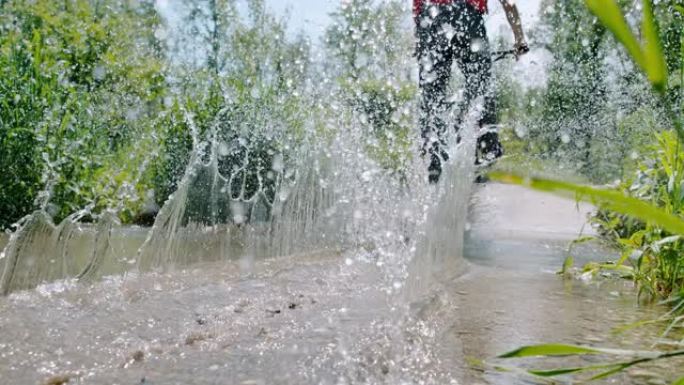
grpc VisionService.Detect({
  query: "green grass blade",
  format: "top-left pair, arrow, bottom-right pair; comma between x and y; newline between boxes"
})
529,363 -> 622,378
589,350 -> 684,380
498,344 -> 603,358
558,255 -> 574,276
672,376 -> 684,385
589,363 -> 633,380
488,172 -> 684,236
585,0 -> 645,71
641,0 -> 668,92
528,367 -> 593,377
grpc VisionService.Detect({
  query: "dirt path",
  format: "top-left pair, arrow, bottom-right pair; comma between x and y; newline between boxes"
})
469,182 -> 596,240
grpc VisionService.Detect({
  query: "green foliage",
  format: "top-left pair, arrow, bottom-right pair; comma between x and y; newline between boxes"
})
592,131 -> 684,299
326,0 -> 416,174
585,0 -> 668,93
150,0 -> 312,223
0,0 -> 311,227
354,79 -> 416,173
499,344 -> 610,358
527,0 -> 611,180
504,0 -> 684,182
0,0 -> 166,228
580,0 -> 684,300
0,26 -> 47,228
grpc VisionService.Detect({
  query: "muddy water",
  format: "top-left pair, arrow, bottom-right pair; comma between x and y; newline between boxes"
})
0,184 -> 682,384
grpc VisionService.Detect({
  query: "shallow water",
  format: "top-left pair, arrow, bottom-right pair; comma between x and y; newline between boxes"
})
0,185 -> 681,385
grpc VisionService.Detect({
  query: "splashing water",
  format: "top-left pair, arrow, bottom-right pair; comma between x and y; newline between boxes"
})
0,5 -> 479,384
0,93 -> 475,303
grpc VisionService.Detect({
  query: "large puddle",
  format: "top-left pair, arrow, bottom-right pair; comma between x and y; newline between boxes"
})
0,185 -> 681,384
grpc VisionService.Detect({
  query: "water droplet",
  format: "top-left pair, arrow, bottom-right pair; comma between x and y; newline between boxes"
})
93,65 -> 106,81
218,141 -> 230,157
271,154 -> 284,173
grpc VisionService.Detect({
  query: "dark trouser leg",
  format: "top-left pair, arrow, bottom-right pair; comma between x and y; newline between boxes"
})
453,6 -> 503,164
472,57 -> 503,164
418,13 -> 453,184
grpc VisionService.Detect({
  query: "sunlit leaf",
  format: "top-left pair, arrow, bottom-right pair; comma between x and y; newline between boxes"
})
641,0 -> 668,92
585,0 -> 645,71
498,344 -> 603,358
672,376 -> 684,385
489,172 -> 684,236
558,255 -> 574,276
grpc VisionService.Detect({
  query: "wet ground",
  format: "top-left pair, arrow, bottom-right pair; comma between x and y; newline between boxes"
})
0,184 -> 681,384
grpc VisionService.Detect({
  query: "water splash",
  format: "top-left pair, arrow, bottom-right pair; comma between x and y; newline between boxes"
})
0,0 -> 474,308
0,102 -> 473,301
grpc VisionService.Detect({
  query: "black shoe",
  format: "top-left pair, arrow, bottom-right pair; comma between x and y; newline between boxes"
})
428,154 -> 442,184
475,131 -> 504,166
474,174 -> 490,184
427,150 -> 449,184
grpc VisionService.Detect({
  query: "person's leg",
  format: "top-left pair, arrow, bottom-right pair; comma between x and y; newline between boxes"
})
418,6 -> 455,183
452,4 -> 503,164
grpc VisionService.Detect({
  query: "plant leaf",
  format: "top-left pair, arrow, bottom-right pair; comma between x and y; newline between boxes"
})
528,367 -> 594,377
641,0 -> 668,92
488,172 -> 684,236
672,376 -> 684,385
589,363 -> 633,380
498,344 -> 603,358
585,0 -> 645,71
528,362 -> 623,378
558,255 -> 574,276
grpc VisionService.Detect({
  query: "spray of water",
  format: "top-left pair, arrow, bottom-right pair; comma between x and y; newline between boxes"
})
0,1 -> 474,319
0,102 -> 473,305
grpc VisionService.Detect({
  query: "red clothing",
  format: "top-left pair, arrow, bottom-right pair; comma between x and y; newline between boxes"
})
413,0 -> 487,16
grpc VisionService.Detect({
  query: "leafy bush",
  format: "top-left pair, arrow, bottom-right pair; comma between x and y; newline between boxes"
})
326,0 -> 416,174
593,131 -> 684,299
150,0 -> 312,223
0,0 -> 166,227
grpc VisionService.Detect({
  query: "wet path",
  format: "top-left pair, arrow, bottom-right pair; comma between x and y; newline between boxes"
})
456,183 -> 682,384
0,184 -> 681,384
